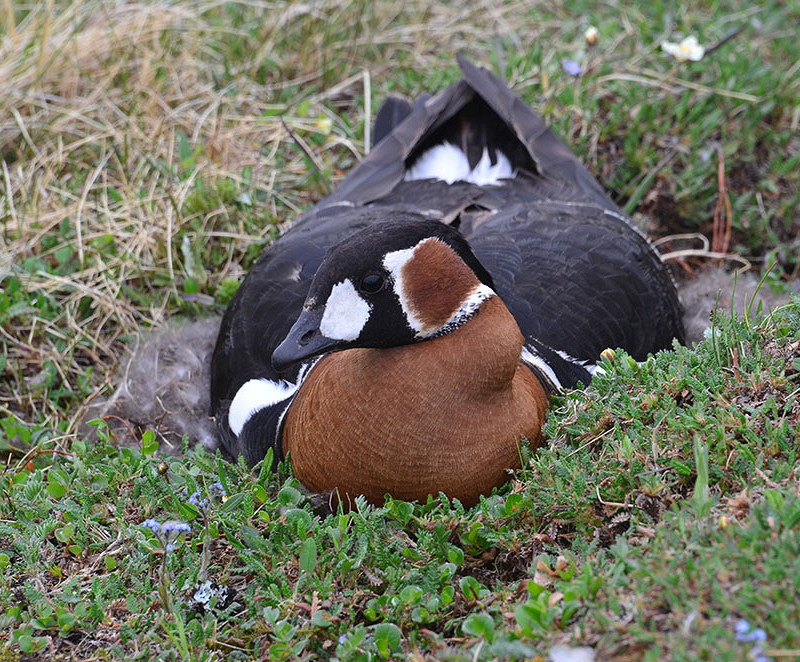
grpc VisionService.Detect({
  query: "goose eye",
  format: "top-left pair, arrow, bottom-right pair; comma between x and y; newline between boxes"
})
359,273 -> 385,294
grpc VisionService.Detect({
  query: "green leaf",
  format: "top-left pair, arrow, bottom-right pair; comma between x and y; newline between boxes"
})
278,486 -> 303,506
222,493 -> 247,514
398,585 -> 422,605
252,484 -> 268,503
55,524 -> 74,543
462,612 -> 495,643
373,622 -> 401,659
692,436 -> 711,516
299,538 -> 317,573
440,586 -> 454,606
285,508 -> 313,536
447,546 -> 464,565
388,499 -> 414,524
240,525 -> 267,551
46,481 -> 67,499
54,245 -> 73,266
459,576 -> 486,601
311,610 -> 331,628
515,603 -> 544,636
141,430 -> 158,455
57,610 -> 75,632
17,634 -> 35,653
216,277 -> 241,305
671,459 -> 692,476
504,493 -> 523,515
175,128 -> 193,164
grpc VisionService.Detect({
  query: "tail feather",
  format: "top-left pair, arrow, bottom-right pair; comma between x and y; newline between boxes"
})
317,55 -> 615,212
372,96 -> 413,147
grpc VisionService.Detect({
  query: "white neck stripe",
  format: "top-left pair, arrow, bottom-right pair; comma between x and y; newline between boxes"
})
427,283 -> 494,339
383,240 -> 495,339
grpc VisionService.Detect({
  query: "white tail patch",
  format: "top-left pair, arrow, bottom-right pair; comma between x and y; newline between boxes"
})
405,143 -> 470,183
228,378 -> 300,437
405,143 -> 514,186
468,148 -> 513,185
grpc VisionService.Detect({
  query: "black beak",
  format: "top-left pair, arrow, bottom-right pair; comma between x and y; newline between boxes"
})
271,307 -> 349,372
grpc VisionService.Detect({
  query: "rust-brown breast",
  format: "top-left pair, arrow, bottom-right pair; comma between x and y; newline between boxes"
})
281,297 -> 548,507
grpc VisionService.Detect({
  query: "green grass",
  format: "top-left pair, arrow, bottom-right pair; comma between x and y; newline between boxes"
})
2,303 -> 798,659
1,0 -> 799,659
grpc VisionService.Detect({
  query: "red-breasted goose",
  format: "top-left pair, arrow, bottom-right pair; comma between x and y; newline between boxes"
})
210,56 -> 684,506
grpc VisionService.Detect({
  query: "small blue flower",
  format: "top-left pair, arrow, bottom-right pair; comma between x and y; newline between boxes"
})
735,620 -> 773,662
188,483 -> 226,509
161,520 -> 191,534
562,59 -> 582,77
142,519 -> 190,551
736,621 -> 767,643
142,519 -> 161,533
188,492 -> 208,508
209,482 -> 227,498
338,633 -> 346,645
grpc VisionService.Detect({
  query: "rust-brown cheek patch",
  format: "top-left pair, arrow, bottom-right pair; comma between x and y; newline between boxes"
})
402,238 -> 480,329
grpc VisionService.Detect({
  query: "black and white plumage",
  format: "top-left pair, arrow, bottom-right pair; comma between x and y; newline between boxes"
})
210,55 -> 685,473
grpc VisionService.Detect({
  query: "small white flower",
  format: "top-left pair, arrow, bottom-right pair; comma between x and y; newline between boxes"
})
661,35 -> 705,61
315,116 -> 333,135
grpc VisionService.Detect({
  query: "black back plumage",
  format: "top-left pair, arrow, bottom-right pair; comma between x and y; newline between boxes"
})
211,55 -> 684,463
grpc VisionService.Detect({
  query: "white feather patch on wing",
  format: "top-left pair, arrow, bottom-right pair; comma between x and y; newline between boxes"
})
405,143 -> 514,185
521,345 -> 563,392
554,348 -> 597,375
228,378 -> 300,437
319,278 -> 371,341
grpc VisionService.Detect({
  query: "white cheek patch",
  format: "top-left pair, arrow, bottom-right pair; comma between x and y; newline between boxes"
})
319,278 -> 371,341
228,378 -> 300,437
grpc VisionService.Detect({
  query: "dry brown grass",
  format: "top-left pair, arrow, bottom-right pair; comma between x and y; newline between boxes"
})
1,0 -> 556,442
4,0 -> 786,448
2,2 -> 280,434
